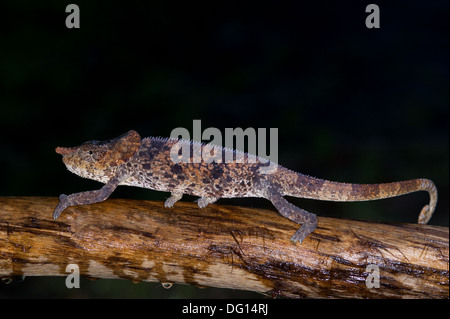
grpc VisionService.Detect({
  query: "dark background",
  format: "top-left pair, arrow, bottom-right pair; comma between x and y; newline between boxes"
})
1,1 -> 448,298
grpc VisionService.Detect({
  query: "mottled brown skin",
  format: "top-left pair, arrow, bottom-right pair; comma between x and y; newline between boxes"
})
53,130 -> 438,244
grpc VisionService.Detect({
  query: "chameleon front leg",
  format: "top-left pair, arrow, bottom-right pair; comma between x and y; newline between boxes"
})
164,192 -> 183,208
267,189 -> 317,243
53,173 -> 127,220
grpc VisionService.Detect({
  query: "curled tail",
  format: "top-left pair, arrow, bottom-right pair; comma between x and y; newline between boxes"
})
273,168 -> 437,224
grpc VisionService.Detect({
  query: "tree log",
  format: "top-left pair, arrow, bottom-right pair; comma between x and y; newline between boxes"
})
0,196 -> 448,298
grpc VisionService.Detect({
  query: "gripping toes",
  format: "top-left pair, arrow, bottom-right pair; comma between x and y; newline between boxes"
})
53,194 -> 69,220
290,214 -> 318,244
195,196 -> 218,209
164,193 -> 183,208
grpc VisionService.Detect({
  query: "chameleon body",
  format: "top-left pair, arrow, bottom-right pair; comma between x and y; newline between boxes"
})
53,130 -> 437,244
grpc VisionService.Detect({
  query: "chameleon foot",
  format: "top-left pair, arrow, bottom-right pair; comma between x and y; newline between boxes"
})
290,216 -> 318,244
164,192 -> 183,208
53,194 -> 69,220
195,196 -> 218,209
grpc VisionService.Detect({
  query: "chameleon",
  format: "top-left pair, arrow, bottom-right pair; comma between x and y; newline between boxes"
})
53,130 -> 437,244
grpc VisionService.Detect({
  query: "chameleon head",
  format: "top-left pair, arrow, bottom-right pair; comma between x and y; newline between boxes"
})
55,130 -> 141,183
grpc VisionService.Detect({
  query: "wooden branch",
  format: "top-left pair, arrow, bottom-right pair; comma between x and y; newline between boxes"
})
0,196 -> 448,298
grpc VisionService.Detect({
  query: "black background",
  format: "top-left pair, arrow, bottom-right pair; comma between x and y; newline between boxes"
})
0,1 -> 448,298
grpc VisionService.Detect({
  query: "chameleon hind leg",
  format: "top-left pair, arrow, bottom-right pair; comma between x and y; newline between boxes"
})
262,181 -> 317,244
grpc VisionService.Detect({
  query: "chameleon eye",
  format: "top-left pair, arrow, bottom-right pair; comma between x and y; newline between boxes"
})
88,150 -> 93,155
